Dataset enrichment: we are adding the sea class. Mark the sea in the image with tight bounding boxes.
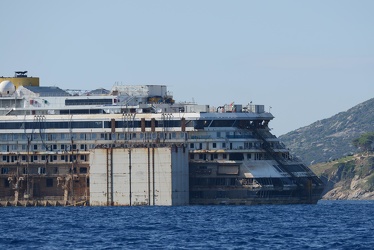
[0,200,373,250]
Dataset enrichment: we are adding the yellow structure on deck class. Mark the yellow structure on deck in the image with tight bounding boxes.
[0,71,39,88]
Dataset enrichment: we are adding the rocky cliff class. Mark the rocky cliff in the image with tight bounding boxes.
[279,98,374,165]
[310,153,374,200]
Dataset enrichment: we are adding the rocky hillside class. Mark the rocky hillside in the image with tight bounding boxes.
[279,98,374,165]
[310,153,374,200]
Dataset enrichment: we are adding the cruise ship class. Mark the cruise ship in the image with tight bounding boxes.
[0,71,324,206]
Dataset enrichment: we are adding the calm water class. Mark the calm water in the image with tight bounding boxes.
[0,200,373,249]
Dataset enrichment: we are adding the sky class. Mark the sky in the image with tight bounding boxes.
[1,0,373,136]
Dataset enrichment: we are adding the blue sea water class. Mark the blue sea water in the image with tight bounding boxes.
[0,200,373,249]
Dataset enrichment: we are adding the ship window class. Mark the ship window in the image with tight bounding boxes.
[80,167,87,174]
[215,178,226,185]
[38,167,46,174]
[210,120,236,127]
[1,167,9,174]
[65,98,112,106]
[230,178,237,186]
[46,178,53,187]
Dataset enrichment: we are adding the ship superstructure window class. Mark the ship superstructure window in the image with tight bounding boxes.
[46,178,53,187]
[65,98,113,106]
[229,153,244,161]
[1,167,9,174]
[38,167,46,174]
[4,179,10,188]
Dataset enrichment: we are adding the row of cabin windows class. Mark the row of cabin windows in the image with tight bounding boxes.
[190,153,267,161]
[2,154,86,163]
[189,142,266,150]
[1,167,88,176]
[0,132,186,141]
[0,120,188,130]
[1,144,90,152]
[0,119,260,130]
[3,175,89,189]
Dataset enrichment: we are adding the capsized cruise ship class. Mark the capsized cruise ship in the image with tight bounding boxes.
[0,71,324,206]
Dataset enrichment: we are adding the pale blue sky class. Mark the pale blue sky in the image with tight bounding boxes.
[1,1,373,136]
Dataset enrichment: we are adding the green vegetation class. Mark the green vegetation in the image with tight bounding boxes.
[310,154,374,196]
[352,132,374,152]
[364,173,374,191]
